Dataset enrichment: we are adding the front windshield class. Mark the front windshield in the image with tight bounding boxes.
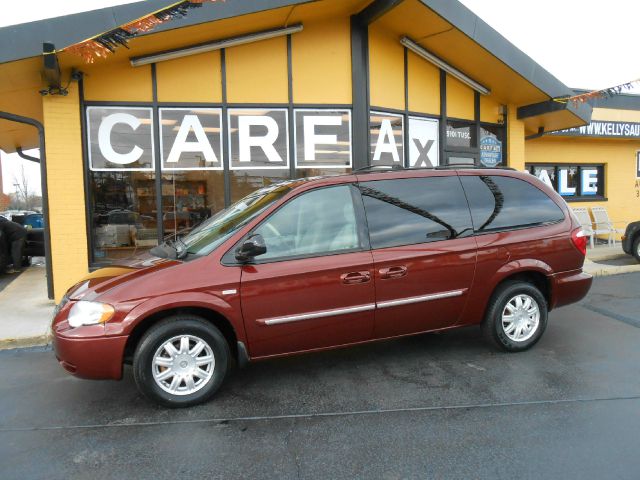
[174,181,297,257]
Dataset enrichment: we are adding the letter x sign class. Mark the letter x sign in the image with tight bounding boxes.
[412,139,435,167]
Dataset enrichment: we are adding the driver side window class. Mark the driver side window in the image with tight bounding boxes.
[254,185,361,261]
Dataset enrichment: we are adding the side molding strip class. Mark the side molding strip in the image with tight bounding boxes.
[259,303,376,326]
[258,289,467,326]
[376,289,467,309]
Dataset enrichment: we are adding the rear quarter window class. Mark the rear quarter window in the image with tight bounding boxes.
[460,175,565,233]
[358,176,474,249]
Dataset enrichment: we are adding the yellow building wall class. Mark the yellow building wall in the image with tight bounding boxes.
[292,17,351,104]
[446,75,474,120]
[480,94,502,124]
[368,23,405,110]
[83,62,152,102]
[42,83,89,302]
[156,51,222,103]
[406,50,439,115]
[526,137,640,237]
[591,107,640,123]
[225,36,288,103]
[507,103,526,170]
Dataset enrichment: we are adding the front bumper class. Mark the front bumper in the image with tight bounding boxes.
[52,325,127,380]
[549,269,593,310]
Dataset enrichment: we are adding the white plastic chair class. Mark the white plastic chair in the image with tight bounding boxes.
[571,207,595,248]
[591,206,624,246]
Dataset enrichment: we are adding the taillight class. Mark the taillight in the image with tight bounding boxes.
[571,228,587,255]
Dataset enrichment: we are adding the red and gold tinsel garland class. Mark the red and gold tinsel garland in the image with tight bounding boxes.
[64,0,219,63]
[554,79,640,107]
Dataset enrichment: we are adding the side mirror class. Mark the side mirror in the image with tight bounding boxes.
[235,234,267,263]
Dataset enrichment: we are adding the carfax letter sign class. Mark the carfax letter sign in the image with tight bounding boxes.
[87,106,154,171]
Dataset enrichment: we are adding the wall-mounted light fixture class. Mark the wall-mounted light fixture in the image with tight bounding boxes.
[130,24,303,67]
[400,36,490,95]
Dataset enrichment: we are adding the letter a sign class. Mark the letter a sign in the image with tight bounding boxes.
[370,111,403,166]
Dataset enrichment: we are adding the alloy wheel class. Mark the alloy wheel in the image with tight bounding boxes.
[152,334,215,396]
[501,294,540,342]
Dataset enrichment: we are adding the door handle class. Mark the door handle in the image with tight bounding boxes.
[341,271,371,284]
[379,265,408,279]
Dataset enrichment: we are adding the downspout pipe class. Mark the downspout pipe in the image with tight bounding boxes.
[0,111,54,300]
[16,147,40,163]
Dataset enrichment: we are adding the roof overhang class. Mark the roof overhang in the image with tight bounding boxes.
[517,99,592,135]
[0,0,594,150]
[370,0,592,132]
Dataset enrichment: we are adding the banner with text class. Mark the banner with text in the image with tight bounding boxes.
[548,120,640,139]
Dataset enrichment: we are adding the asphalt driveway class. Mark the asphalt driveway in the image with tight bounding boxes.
[1,273,639,479]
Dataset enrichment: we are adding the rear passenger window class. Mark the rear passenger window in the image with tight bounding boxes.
[460,175,564,233]
[358,177,473,249]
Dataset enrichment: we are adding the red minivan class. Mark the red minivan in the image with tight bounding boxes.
[52,167,592,407]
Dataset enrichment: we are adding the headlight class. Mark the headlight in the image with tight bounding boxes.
[67,301,115,328]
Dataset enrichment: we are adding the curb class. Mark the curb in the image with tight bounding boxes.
[583,263,640,278]
[0,333,52,351]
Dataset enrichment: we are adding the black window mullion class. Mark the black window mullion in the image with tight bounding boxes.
[151,63,164,243]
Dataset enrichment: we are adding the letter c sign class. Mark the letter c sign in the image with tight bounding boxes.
[87,106,154,171]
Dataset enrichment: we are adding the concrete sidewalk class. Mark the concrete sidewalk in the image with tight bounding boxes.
[583,244,640,277]
[0,244,638,350]
[0,264,54,349]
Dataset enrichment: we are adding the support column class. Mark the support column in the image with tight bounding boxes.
[507,103,526,170]
[350,15,370,170]
[42,83,89,302]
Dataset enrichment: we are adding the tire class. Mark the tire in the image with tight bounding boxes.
[632,236,640,263]
[482,281,548,352]
[133,316,230,408]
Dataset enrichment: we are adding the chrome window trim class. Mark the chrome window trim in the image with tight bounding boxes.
[376,289,467,309]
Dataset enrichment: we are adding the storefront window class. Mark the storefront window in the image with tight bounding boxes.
[86,105,358,266]
[87,107,159,264]
[479,124,504,167]
[527,164,605,200]
[87,106,154,171]
[161,172,226,242]
[159,107,226,242]
[558,166,579,196]
[230,169,289,203]
[531,165,556,190]
[370,111,403,167]
[446,121,475,148]
[159,108,223,171]
[295,109,352,169]
[90,171,158,265]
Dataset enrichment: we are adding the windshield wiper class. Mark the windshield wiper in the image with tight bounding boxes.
[149,239,179,259]
[176,237,190,260]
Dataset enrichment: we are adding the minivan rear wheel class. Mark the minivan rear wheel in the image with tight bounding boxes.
[133,316,229,407]
[482,281,548,352]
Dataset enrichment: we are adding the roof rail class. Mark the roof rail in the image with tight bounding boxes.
[353,164,516,173]
[433,165,516,171]
[353,165,405,173]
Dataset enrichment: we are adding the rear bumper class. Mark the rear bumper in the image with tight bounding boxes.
[549,269,593,310]
[53,332,127,380]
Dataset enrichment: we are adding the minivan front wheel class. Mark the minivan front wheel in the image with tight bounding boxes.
[482,281,548,352]
[133,316,229,407]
